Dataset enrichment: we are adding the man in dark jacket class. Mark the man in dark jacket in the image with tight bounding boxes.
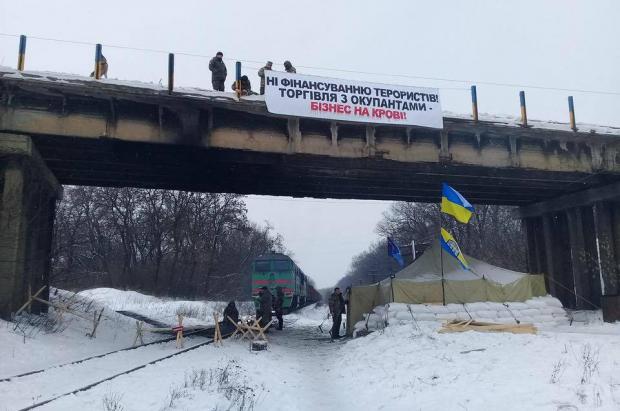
[223,301,239,324]
[274,286,284,330]
[258,286,273,329]
[283,60,296,74]
[257,61,273,95]
[209,51,227,91]
[328,287,346,339]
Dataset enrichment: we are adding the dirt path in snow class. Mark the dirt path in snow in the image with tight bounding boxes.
[255,318,350,410]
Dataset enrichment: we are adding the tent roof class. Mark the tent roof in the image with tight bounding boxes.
[392,241,529,285]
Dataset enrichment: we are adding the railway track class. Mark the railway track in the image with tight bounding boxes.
[16,337,216,411]
[1,326,226,411]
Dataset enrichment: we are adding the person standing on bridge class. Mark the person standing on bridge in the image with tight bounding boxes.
[329,287,346,339]
[283,60,296,74]
[258,61,273,95]
[209,51,227,92]
[274,286,284,330]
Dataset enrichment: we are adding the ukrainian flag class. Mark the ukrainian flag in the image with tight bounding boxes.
[440,228,470,270]
[441,183,474,224]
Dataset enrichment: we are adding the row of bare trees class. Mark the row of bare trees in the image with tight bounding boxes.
[338,202,526,288]
[52,187,283,299]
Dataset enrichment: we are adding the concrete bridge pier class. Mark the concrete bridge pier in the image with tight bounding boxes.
[521,191,620,320]
[0,134,61,319]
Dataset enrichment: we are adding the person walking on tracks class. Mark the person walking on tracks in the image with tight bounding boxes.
[209,51,227,91]
[258,286,273,329]
[257,61,273,95]
[274,286,284,330]
[329,287,346,339]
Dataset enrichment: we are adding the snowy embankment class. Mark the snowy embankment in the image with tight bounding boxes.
[1,289,620,410]
[79,288,255,327]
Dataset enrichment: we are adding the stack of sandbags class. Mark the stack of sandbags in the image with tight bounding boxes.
[352,295,567,336]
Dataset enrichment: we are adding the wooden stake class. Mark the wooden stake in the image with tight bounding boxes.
[88,308,104,338]
[175,315,184,349]
[212,313,223,346]
[15,285,47,316]
[134,321,145,346]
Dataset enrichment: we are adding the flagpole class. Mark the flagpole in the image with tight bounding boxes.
[439,204,446,306]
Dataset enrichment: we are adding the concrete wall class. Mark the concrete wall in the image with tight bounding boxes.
[0,134,60,319]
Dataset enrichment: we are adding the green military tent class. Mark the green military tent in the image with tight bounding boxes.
[347,241,547,335]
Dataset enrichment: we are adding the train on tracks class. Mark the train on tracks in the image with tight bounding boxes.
[251,252,321,312]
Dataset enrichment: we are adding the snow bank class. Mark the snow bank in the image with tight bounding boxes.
[353,295,569,336]
[79,288,254,326]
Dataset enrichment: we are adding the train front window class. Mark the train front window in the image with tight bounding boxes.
[255,261,271,272]
[273,260,291,271]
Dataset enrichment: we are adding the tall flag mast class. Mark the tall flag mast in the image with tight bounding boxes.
[439,183,475,305]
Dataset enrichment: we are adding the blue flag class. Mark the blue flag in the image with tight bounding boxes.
[387,237,405,267]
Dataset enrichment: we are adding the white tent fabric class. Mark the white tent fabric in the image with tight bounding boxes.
[393,241,527,285]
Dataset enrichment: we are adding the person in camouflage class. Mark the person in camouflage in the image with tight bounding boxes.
[328,287,346,338]
[208,51,227,91]
[274,286,284,330]
[258,286,273,329]
[231,75,253,95]
[257,61,273,95]
[283,60,296,73]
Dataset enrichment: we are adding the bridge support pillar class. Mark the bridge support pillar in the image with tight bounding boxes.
[0,134,61,319]
[594,202,619,296]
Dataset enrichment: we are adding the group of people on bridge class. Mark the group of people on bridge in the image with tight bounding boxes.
[208,51,297,95]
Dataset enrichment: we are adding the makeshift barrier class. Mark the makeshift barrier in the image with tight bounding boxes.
[352,295,567,337]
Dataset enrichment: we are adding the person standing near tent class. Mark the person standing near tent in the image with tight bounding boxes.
[328,287,346,339]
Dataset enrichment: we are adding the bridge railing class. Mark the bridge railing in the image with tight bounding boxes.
[0,32,608,133]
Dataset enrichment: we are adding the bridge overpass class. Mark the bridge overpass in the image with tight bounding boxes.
[1,67,620,318]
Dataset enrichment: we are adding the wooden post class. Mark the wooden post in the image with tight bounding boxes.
[17,35,26,71]
[94,44,103,80]
[88,308,104,338]
[134,321,145,346]
[568,96,577,132]
[212,312,223,346]
[471,85,478,122]
[519,91,528,127]
[168,53,174,94]
[14,285,47,317]
[175,314,184,348]
[235,61,241,98]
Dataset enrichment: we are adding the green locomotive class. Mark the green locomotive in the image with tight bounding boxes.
[251,253,308,311]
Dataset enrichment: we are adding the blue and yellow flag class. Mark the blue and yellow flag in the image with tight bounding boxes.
[440,228,469,270]
[441,183,474,224]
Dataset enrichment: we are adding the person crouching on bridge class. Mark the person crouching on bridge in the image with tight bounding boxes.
[329,287,346,339]
[274,286,284,330]
[284,60,296,73]
[258,286,273,330]
[209,51,227,91]
[232,75,254,96]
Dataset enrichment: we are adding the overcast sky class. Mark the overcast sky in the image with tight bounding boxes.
[1,1,619,287]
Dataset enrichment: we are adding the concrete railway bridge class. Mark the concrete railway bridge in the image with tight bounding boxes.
[1,68,620,319]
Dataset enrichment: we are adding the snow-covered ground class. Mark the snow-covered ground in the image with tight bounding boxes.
[1,289,619,411]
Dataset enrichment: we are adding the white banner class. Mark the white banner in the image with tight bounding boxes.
[264,71,443,129]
